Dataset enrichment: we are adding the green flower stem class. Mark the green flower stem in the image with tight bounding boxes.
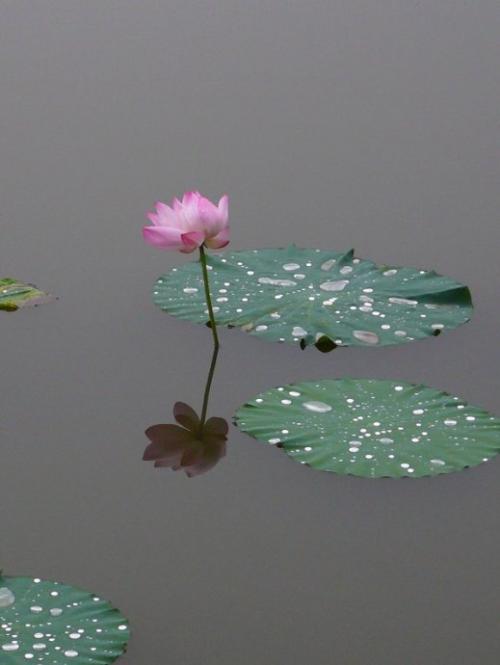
[198,245,220,428]
[199,342,219,431]
[199,245,220,350]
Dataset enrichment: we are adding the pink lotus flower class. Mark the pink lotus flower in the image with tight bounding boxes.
[143,191,229,253]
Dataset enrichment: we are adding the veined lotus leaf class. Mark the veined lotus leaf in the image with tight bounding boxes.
[234,379,500,478]
[153,247,472,349]
[0,279,54,312]
[0,576,129,663]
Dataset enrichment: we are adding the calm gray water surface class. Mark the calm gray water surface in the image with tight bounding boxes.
[1,2,499,664]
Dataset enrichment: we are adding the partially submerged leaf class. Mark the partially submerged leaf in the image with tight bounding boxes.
[234,379,500,478]
[0,278,54,311]
[0,575,129,663]
[153,247,472,349]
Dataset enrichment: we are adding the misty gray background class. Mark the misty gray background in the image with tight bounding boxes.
[1,1,499,663]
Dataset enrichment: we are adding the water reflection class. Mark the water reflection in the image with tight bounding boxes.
[143,344,228,477]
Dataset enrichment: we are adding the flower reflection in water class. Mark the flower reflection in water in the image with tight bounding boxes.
[143,331,227,477]
[143,402,227,477]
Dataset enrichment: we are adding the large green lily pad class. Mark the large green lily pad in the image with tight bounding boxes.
[0,576,129,663]
[153,247,472,349]
[0,279,54,312]
[234,379,500,478]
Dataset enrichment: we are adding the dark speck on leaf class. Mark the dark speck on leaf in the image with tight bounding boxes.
[315,335,338,353]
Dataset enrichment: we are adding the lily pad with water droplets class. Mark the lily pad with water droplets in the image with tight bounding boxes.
[234,379,500,478]
[0,279,54,312]
[153,247,472,349]
[0,576,129,663]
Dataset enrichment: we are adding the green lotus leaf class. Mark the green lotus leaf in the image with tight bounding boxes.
[234,379,500,478]
[153,247,472,349]
[0,576,129,663]
[0,279,54,312]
